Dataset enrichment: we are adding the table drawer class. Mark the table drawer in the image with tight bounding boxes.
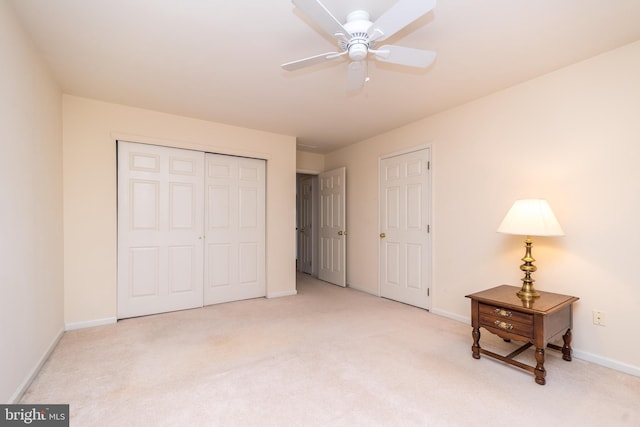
[479,303,532,324]
[479,303,533,338]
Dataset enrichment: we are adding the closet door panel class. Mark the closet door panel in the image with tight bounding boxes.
[204,154,266,305]
[117,142,204,319]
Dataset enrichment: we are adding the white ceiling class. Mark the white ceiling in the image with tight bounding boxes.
[10,0,640,153]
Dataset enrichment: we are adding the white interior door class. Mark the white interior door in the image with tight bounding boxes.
[298,176,313,274]
[204,154,266,305]
[318,167,346,287]
[117,142,204,319]
[379,148,431,309]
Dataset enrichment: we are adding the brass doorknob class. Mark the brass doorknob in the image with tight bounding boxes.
[338,231,343,236]
[380,233,386,238]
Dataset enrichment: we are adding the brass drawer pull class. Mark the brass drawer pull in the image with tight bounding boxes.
[494,320,514,330]
[494,308,512,318]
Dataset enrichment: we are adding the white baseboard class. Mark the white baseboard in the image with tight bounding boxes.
[267,290,298,299]
[430,308,470,324]
[65,317,117,331]
[573,349,640,377]
[346,283,380,297]
[10,328,64,403]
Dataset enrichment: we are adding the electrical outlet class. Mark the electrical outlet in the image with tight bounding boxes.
[593,310,606,326]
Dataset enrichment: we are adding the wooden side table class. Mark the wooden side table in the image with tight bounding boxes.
[466,285,579,385]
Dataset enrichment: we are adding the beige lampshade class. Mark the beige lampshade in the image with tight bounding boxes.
[497,199,564,236]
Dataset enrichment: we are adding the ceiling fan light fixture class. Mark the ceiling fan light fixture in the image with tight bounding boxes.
[348,42,368,61]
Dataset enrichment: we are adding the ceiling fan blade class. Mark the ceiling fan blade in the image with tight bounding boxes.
[346,61,366,91]
[292,0,349,39]
[368,0,436,42]
[281,51,344,71]
[374,45,436,68]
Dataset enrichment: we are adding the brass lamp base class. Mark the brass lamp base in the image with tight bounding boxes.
[517,236,540,299]
[517,285,540,299]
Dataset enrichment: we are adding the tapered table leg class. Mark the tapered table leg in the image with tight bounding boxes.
[562,328,572,361]
[534,347,546,385]
[472,327,481,359]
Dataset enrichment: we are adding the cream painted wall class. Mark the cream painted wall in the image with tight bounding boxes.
[63,95,297,326]
[1,1,63,402]
[296,150,325,173]
[325,41,640,374]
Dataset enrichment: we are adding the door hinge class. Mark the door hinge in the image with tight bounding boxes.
[427,288,430,297]
[427,161,431,170]
[427,224,430,233]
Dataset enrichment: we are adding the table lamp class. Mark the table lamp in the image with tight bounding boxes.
[497,199,564,299]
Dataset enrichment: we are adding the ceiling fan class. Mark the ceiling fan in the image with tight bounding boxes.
[281,0,437,91]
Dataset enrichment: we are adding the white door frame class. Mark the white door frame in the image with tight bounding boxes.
[378,145,432,309]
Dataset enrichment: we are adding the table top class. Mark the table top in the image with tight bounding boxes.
[466,285,579,315]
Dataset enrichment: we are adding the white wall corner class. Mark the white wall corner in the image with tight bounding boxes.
[10,328,64,403]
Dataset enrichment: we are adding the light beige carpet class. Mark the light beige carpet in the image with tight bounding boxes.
[21,273,639,426]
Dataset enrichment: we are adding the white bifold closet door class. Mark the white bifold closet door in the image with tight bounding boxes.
[204,153,266,305]
[117,141,265,319]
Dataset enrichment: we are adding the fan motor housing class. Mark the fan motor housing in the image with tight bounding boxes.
[344,10,372,34]
[344,10,373,61]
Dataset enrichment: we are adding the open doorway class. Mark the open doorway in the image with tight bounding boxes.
[296,173,318,276]
[296,167,347,287]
